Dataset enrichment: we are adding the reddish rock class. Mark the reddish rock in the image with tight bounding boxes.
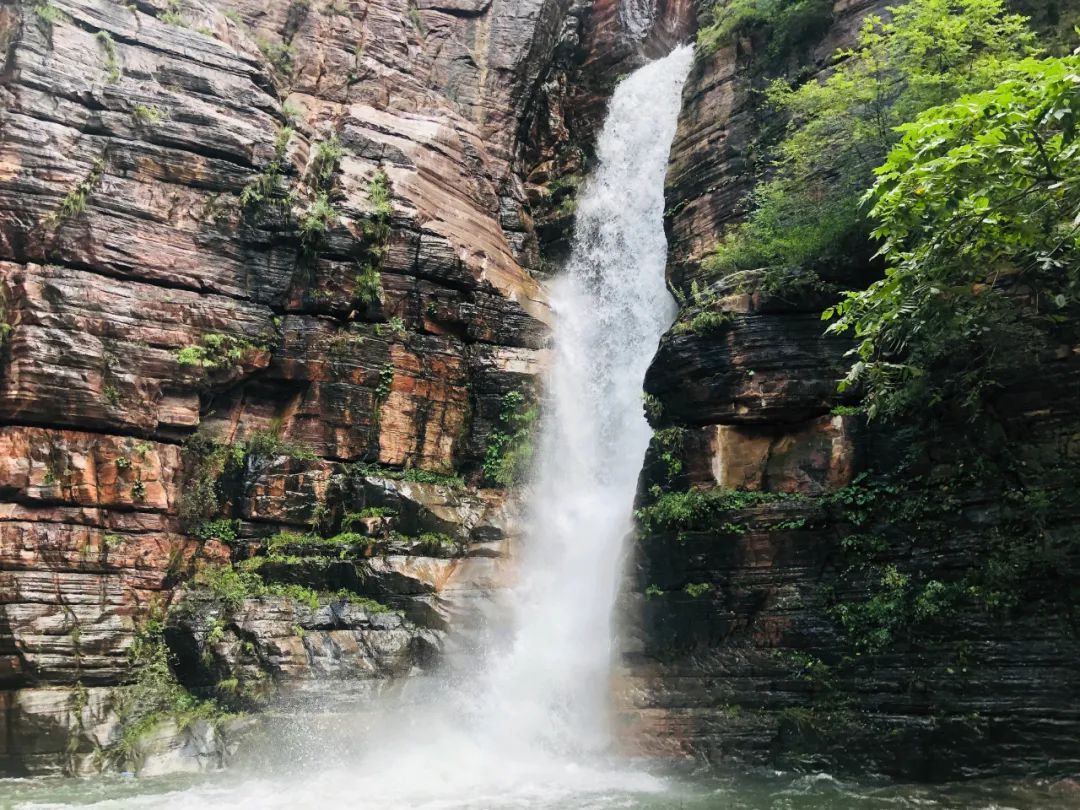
[0,0,586,774]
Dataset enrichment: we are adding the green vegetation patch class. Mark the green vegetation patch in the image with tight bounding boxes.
[240,126,294,211]
[826,53,1080,419]
[636,487,808,533]
[48,157,105,226]
[176,333,265,372]
[190,563,391,613]
[110,608,236,771]
[350,461,464,489]
[95,31,121,83]
[700,0,1035,294]
[697,0,834,60]
[483,389,538,487]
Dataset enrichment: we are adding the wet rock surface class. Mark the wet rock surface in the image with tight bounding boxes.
[620,0,1080,783]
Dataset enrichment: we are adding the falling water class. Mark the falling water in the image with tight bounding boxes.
[7,45,695,810]
[475,42,696,756]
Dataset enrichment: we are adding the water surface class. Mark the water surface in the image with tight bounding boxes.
[4,767,1079,810]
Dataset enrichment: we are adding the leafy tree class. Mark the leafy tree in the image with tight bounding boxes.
[703,0,1037,286]
[697,0,834,59]
[827,55,1080,417]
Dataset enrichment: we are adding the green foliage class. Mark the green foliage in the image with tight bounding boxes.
[192,518,239,543]
[642,393,664,424]
[311,135,342,185]
[343,594,392,613]
[257,37,295,77]
[417,532,457,552]
[702,0,1037,287]
[407,3,424,34]
[178,435,245,526]
[265,530,366,553]
[267,582,322,610]
[830,405,865,417]
[95,31,121,83]
[353,262,382,305]
[49,157,105,226]
[33,2,71,29]
[677,310,733,336]
[191,564,266,609]
[554,195,577,219]
[192,562,389,613]
[281,99,302,124]
[697,0,833,59]
[192,564,323,611]
[684,582,714,598]
[240,126,293,210]
[777,650,837,693]
[176,333,263,371]
[159,0,187,26]
[826,55,1080,418]
[111,609,231,770]
[826,454,1080,653]
[244,427,318,461]
[342,507,396,527]
[651,426,686,482]
[0,287,11,350]
[368,169,393,220]
[670,281,735,336]
[636,487,805,533]
[178,429,315,533]
[132,104,162,125]
[350,462,465,489]
[483,389,538,487]
[376,362,394,400]
[350,169,393,304]
[299,192,338,241]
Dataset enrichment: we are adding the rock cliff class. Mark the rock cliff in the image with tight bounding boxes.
[618,0,1080,782]
[0,0,684,775]
[2,0,1077,784]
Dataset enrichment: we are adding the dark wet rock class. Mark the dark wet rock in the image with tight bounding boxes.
[623,0,1080,781]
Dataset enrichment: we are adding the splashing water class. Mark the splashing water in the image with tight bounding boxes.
[7,45,695,810]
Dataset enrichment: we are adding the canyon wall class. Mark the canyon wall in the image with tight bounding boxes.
[0,0,689,775]
[619,0,1080,782]
[1,0,1077,783]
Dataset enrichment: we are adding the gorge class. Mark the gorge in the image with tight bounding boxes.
[0,0,1079,806]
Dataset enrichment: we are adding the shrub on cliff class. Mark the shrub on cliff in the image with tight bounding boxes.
[703,0,1036,284]
[697,0,834,59]
[826,54,1080,418]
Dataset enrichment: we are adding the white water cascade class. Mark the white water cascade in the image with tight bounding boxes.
[49,44,695,810]
[474,41,696,757]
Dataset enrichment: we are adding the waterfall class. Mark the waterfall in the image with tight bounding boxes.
[66,44,694,810]
[476,43,695,755]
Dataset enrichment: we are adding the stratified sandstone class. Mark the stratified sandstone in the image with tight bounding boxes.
[0,0,619,774]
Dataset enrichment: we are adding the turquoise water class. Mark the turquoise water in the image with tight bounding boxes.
[2,767,1079,809]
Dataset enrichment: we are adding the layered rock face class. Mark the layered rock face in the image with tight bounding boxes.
[618,0,1080,782]
[0,0,623,775]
